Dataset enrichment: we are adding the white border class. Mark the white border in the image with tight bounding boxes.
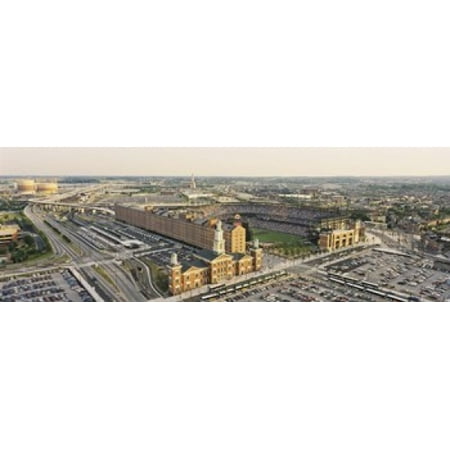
[1,1,450,449]
[0,0,449,146]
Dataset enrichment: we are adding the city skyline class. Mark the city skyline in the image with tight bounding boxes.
[1,148,449,177]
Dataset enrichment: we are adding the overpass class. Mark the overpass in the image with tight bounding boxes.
[30,199,115,215]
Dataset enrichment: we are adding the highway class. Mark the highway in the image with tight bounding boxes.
[4,204,159,301]
[24,205,67,259]
[23,205,142,301]
[56,217,148,301]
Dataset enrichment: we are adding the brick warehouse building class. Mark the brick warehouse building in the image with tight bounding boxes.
[167,222,263,295]
[115,204,263,294]
[115,204,246,253]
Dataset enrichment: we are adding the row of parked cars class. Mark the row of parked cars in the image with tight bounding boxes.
[0,274,65,301]
[61,270,94,302]
[0,270,95,302]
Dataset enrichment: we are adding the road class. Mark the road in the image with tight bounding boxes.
[130,257,162,299]
[368,228,419,252]
[22,205,145,301]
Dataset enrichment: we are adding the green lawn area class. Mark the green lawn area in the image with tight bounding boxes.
[1,212,54,265]
[252,228,317,258]
[0,211,25,225]
[252,228,306,245]
[93,265,118,289]
[142,258,169,294]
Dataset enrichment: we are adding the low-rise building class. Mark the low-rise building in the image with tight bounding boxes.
[319,220,364,251]
[0,224,21,246]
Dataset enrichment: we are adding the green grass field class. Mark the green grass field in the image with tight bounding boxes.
[252,228,317,258]
[252,228,306,245]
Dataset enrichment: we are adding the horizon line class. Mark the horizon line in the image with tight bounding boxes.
[1,174,450,179]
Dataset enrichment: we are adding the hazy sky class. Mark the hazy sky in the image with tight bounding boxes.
[1,148,449,177]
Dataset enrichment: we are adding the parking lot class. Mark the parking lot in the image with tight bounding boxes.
[198,247,450,302]
[324,249,450,302]
[215,272,380,302]
[0,270,95,302]
[105,219,177,248]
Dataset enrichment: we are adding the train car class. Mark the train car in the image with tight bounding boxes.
[327,271,339,278]
[347,282,365,291]
[329,277,346,285]
[201,293,219,301]
[361,280,379,289]
[387,293,408,302]
[366,288,387,298]
[342,275,360,283]
[209,283,226,292]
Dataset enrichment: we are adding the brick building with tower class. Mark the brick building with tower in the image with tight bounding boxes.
[114,204,263,295]
[167,221,263,295]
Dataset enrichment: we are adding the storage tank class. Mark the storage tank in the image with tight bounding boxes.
[17,179,36,194]
[36,182,58,194]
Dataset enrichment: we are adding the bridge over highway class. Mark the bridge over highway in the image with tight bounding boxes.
[30,199,115,215]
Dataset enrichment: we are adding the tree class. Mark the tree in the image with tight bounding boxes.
[12,248,27,263]
[24,234,35,247]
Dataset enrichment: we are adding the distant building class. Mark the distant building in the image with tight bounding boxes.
[182,175,214,202]
[279,194,313,200]
[16,179,36,194]
[190,174,197,190]
[368,212,387,223]
[36,182,58,195]
[421,216,450,231]
[182,191,214,201]
[16,179,58,195]
[0,224,21,246]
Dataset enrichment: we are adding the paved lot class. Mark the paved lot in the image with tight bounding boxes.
[217,273,380,302]
[324,249,450,302]
[0,270,94,302]
[202,248,450,302]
